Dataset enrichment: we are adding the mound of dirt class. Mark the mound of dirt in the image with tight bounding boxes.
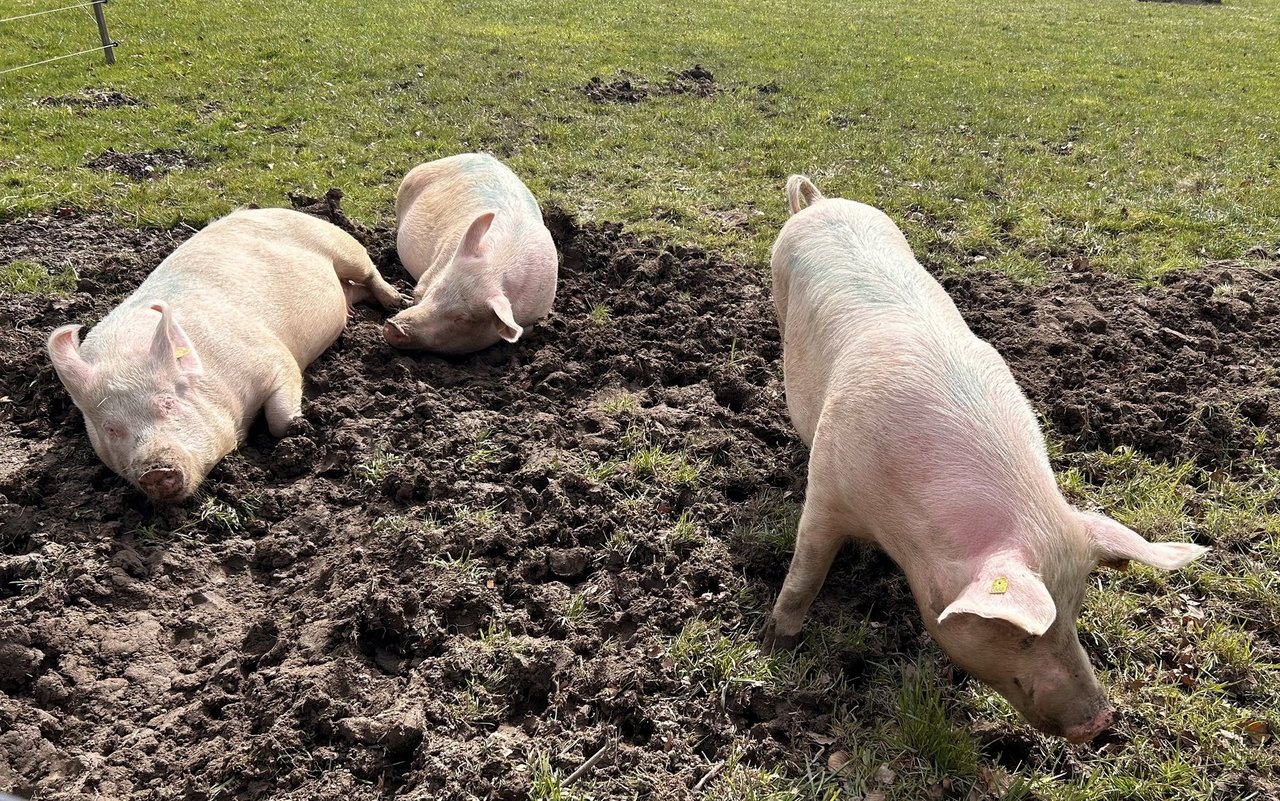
[37,89,144,109]
[0,197,1276,799]
[582,73,650,104]
[85,149,205,181]
[580,65,721,104]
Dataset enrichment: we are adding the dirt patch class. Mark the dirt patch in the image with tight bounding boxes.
[581,65,724,104]
[582,72,650,104]
[85,149,206,181]
[945,264,1280,470]
[1,199,1277,799]
[37,89,145,110]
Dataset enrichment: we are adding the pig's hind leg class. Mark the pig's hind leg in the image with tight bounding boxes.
[761,499,847,652]
[262,363,305,438]
[331,242,405,311]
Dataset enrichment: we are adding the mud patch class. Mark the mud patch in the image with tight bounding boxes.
[0,198,1277,799]
[948,264,1280,470]
[582,71,650,104]
[581,64,724,103]
[85,148,206,180]
[37,89,144,109]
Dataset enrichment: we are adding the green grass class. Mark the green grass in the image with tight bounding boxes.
[0,258,76,294]
[3,0,1277,278]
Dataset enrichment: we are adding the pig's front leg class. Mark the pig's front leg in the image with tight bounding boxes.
[262,362,304,438]
[761,502,847,652]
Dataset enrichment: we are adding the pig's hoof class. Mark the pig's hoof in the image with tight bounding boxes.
[759,619,801,653]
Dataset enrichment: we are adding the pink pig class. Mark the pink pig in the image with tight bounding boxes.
[383,153,558,354]
[763,175,1208,741]
[48,208,400,503]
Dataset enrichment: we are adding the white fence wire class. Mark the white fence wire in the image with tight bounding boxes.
[0,0,116,75]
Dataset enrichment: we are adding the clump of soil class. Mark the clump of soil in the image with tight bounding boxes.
[1,197,1277,799]
[85,149,206,180]
[581,64,721,103]
[582,72,650,104]
[663,65,718,97]
[37,89,144,109]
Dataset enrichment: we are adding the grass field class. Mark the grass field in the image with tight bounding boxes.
[2,0,1278,275]
[2,1,1279,800]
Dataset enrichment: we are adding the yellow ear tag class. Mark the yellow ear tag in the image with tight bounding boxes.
[989,577,1009,595]
[173,346,192,360]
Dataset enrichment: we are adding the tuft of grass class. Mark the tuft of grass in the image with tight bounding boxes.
[353,444,403,488]
[894,666,980,779]
[193,496,249,534]
[464,428,500,467]
[670,618,774,693]
[1,259,76,294]
[668,510,702,547]
[587,303,612,325]
[597,389,642,416]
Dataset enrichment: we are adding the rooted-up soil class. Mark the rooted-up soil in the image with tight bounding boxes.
[0,199,1277,800]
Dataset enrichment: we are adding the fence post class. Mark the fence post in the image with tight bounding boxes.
[90,0,115,65]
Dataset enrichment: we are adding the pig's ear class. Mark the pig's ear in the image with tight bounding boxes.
[48,324,97,397]
[489,294,523,343]
[1084,511,1208,571]
[937,563,1057,636]
[149,302,203,377]
[458,212,496,260]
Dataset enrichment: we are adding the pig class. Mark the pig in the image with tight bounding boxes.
[383,153,557,354]
[47,208,401,503]
[761,175,1208,742]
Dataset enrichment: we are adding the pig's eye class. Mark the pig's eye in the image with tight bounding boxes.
[103,423,126,440]
[156,395,179,416]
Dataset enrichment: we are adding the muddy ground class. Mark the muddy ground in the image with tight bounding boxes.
[0,196,1277,800]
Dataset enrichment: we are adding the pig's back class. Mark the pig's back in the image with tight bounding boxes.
[773,200,1054,525]
[396,154,546,280]
[772,199,969,443]
[116,209,349,367]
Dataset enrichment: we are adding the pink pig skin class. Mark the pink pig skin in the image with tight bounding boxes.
[47,208,400,503]
[763,175,1207,741]
[384,153,558,354]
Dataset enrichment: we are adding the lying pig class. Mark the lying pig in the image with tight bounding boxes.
[762,175,1208,742]
[383,153,557,353]
[48,208,401,503]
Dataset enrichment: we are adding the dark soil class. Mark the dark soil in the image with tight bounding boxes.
[1,198,1277,800]
[37,90,145,110]
[581,65,723,104]
[85,149,206,181]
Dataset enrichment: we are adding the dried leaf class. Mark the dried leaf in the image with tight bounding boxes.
[873,763,897,786]
[806,731,837,745]
[1239,719,1271,743]
[827,750,850,772]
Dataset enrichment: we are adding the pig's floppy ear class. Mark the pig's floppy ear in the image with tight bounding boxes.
[48,324,97,398]
[458,211,496,260]
[489,294,523,343]
[149,302,203,376]
[937,561,1057,636]
[1083,511,1208,571]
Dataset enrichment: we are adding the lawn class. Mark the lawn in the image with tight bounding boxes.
[1,1,1278,800]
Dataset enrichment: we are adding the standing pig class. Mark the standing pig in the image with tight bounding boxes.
[48,208,401,503]
[763,175,1207,741]
[383,153,557,353]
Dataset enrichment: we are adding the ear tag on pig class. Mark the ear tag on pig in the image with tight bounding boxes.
[173,346,193,360]
[989,577,1009,594]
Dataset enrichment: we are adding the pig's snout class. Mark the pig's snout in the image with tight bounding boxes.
[139,467,189,503]
[1063,706,1116,743]
[383,319,413,349]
